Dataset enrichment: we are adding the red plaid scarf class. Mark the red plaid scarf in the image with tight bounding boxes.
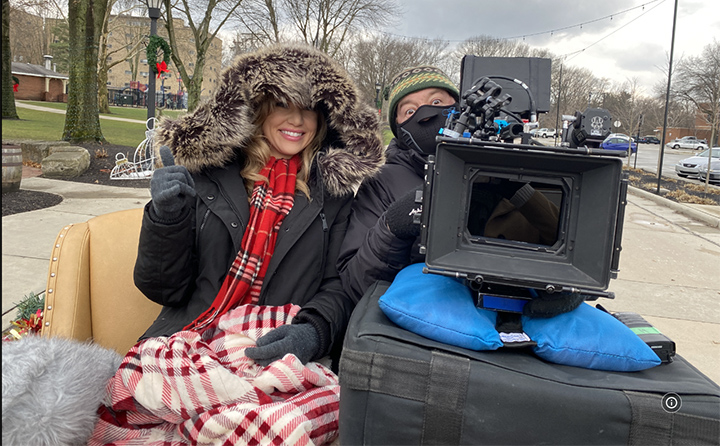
[185,155,299,331]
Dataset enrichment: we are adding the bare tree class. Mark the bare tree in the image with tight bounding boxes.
[229,0,399,59]
[62,0,108,143]
[673,40,720,188]
[162,0,244,112]
[453,35,553,60]
[604,79,644,137]
[97,0,144,113]
[347,34,449,110]
[8,6,45,64]
[231,0,281,48]
[551,62,611,129]
[674,40,720,144]
[282,0,397,57]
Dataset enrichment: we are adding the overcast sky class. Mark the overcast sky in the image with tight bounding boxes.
[387,0,719,94]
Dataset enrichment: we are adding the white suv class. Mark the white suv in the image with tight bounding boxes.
[534,128,556,138]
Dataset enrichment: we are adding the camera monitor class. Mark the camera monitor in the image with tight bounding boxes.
[459,56,552,118]
[421,139,627,293]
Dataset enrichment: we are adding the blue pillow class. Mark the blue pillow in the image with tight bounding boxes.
[379,263,503,351]
[522,303,662,372]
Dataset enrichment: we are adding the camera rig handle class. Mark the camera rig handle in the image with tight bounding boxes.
[441,77,515,141]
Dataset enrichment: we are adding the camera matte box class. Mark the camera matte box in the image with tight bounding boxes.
[421,139,627,292]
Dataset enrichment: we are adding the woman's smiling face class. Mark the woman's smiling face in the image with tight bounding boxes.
[262,102,318,159]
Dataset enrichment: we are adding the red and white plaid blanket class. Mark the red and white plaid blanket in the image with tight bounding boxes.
[89,304,340,445]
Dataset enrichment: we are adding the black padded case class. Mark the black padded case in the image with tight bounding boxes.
[339,281,720,445]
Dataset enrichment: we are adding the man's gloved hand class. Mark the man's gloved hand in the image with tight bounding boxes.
[245,323,320,366]
[150,146,196,222]
[523,290,586,318]
[384,187,423,239]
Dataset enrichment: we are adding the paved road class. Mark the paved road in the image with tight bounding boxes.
[631,143,706,182]
[536,138,713,185]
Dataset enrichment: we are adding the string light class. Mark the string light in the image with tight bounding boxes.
[378,0,664,44]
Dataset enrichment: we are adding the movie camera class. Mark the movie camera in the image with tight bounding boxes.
[418,55,629,312]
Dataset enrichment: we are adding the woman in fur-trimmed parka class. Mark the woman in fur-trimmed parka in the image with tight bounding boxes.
[133,43,384,368]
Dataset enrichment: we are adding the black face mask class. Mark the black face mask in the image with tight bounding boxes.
[397,103,457,155]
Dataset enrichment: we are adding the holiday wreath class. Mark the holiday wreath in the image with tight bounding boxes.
[146,35,172,74]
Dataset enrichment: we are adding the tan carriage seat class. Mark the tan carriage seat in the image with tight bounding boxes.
[41,208,161,354]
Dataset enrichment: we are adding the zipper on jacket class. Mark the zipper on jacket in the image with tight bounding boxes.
[199,208,211,232]
[320,212,328,231]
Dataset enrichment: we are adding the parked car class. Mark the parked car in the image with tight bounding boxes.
[637,135,660,144]
[666,136,709,150]
[535,128,556,138]
[600,134,637,153]
[674,148,720,178]
[697,159,720,184]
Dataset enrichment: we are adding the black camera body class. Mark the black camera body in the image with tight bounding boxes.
[420,56,628,301]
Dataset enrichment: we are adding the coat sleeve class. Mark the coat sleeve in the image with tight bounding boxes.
[517,190,560,246]
[336,177,417,304]
[133,201,196,307]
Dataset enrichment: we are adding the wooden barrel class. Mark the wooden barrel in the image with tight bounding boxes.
[2,145,23,193]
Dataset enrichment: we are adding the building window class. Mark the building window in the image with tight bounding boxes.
[141,59,147,64]
[125,70,132,75]
[141,71,149,77]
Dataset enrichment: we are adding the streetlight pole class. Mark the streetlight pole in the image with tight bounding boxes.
[375,82,382,114]
[657,0,678,194]
[146,0,162,124]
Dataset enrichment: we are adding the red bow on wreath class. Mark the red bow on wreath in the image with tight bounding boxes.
[13,83,18,92]
[156,61,169,78]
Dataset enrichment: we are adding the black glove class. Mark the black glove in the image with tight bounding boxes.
[150,146,196,222]
[523,290,586,318]
[245,323,320,366]
[384,187,423,239]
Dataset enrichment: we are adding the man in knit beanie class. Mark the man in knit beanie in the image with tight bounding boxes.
[385,66,459,155]
[337,65,564,317]
[336,65,462,303]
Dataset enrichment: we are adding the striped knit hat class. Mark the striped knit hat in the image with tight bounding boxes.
[385,65,459,136]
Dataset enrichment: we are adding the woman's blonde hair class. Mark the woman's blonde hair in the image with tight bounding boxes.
[241,98,328,198]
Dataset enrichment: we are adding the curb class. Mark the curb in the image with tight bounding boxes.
[628,186,720,228]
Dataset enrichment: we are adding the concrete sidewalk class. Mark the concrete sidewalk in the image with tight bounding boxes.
[15,100,147,124]
[2,170,719,385]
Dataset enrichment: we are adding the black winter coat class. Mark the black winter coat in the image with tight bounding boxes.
[337,139,425,303]
[134,44,384,360]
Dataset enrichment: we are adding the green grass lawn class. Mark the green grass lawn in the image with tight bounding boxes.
[18,100,185,121]
[3,101,185,147]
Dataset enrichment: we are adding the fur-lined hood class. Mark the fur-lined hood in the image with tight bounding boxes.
[155,43,385,197]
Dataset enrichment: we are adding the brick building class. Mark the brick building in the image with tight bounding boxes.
[11,56,68,102]
[8,8,222,107]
